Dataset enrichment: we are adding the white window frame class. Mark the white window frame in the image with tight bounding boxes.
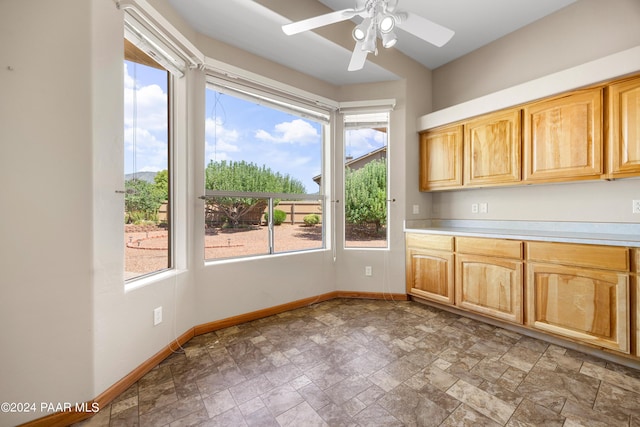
[340,102,395,251]
[120,1,203,289]
[202,72,335,263]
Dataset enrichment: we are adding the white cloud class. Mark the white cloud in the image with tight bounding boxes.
[345,128,386,158]
[123,64,168,133]
[205,117,241,163]
[124,127,167,172]
[255,119,320,144]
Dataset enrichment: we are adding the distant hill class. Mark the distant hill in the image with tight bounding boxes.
[125,171,157,183]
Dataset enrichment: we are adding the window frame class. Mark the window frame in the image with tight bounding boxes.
[342,111,391,251]
[202,76,332,263]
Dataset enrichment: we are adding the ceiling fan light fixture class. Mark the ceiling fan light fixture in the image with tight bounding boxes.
[379,15,395,34]
[362,29,377,54]
[352,17,371,42]
[381,31,397,48]
[352,27,366,42]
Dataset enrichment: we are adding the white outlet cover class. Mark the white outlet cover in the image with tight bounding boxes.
[153,307,162,325]
[633,200,640,214]
[480,202,488,214]
[471,203,479,214]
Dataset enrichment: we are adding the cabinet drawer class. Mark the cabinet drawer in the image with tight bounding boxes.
[406,233,454,252]
[456,237,522,259]
[632,249,639,274]
[526,241,629,271]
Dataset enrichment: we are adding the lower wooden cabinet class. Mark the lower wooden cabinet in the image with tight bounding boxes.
[525,263,629,353]
[406,233,638,360]
[455,237,523,324]
[525,241,630,354]
[406,234,455,305]
[633,249,639,357]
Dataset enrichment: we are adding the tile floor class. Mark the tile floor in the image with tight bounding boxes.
[75,299,640,426]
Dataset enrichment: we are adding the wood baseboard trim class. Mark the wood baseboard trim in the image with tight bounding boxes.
[19,291,408,427]
[17,328,195,427]
[336,291,408,301]
[94,327,195,406]
[193,292,339,336]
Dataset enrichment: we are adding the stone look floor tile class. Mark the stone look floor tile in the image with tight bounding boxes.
[446,379,517,425]
[260,383,304,416]
[441,404,501,427]
[70,299,640,426]
[276,401,328,426]
[581,361,640,394]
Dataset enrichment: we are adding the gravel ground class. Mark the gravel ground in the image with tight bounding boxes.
[125,224,386,279]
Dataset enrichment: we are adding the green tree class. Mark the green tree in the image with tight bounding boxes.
[154,169,169,201]
[205,160,306,227]
[124,177,166,223]
[344,159,387,232]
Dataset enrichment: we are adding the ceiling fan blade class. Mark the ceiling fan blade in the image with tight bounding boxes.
[397,12,454,47]
[348,42,368,71]
[282,9,357,35]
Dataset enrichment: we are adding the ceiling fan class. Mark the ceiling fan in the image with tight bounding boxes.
[282,0,455,71]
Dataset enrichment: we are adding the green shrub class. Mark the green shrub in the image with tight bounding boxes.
[264,209,287,225]
[303,214,320,226]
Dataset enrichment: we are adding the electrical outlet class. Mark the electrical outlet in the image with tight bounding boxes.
[479,202,488,214]
[365,266,372,276]
[153,307,162,326]
[471,203,479,214]
[633,200,640,214]
[412,204,420,215]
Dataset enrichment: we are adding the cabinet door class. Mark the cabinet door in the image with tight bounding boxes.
[608,77,640,178]
[526,263,629,353]
[523,89,603,182]
[633,274,639,357]
[464,109,521,186]
[406,247,454,305]
[633,249,639,357]
[419,125,463,191]
[456,254,523,324]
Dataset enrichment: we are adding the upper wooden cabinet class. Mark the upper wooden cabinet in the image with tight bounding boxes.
[464,109,521,186]
[523,89,603,183]
[419,125,463,191]
[607,76,640,178]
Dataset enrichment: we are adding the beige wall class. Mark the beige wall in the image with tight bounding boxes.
[427,0,640,224]
[5,0,638,424]
[432,0,640,110]
[1,0,96,424]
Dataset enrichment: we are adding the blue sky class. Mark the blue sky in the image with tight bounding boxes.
[124,61,168,177]
[205,89,323,192]
[124,60,386,193]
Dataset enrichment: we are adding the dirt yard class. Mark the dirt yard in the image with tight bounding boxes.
[125,224,386,279]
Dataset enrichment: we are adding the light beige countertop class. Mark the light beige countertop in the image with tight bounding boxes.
[404,219,640,248]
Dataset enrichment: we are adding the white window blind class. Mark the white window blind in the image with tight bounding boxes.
[118,0,204,78]
[206,75,332,124]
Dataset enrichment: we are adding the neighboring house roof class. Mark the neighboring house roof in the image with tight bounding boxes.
[313,146,387,186]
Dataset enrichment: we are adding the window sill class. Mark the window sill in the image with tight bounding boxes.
[204,248,330,267]
[125,268,178,293]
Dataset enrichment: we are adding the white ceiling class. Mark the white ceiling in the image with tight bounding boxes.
[167,0,577,86]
